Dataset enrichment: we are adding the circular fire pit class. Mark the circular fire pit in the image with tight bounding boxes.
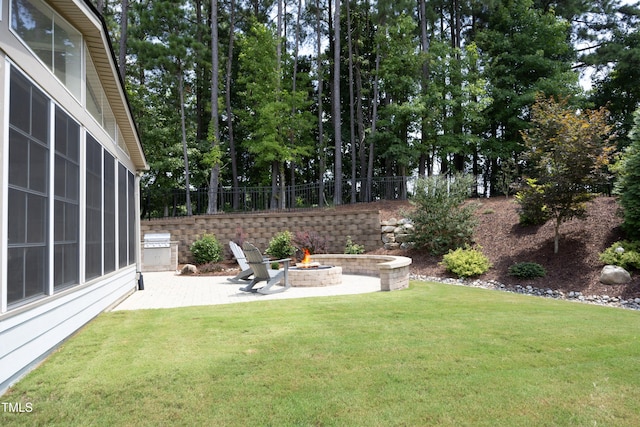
[288,265,342,287]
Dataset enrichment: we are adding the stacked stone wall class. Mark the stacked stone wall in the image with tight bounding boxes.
[380,218,415,250]
[140,209,381,264]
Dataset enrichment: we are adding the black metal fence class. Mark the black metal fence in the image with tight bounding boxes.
[141,176,415,219]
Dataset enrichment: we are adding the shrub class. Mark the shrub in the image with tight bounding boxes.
[408,174,477,255]
[599,241,640,271]
[508,262,547,279]
[265,231,296,260]
[515,178,552,226]
[190,234,223,264]
[344,236,365,254]
[440,246,491,278]
[293,231,327,254]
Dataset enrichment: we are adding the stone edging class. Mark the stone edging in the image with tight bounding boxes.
[311,254,412,291]
[412,275,640,311]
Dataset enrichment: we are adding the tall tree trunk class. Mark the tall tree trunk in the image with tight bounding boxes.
[451,0,465,172]
[419,0,430,178]
[285,0,303,209]
[208,0,220,214]
[96,0,104,14]
[333,0,342,205]
[178,64,192,216]
[366,45,380,202]
[354,4,366,191]
[195,0,208,143]
[225,0,239,209]
[271,161,279,210]
[316,0,326,207]
[347,0,356,203]
[275,0,284,209]
[119,0,128,79]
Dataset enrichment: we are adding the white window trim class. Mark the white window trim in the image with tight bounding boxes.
[1,58,10,314]
[8,0,84,103]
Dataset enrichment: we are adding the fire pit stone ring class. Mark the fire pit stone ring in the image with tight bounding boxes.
[288,265,343,287]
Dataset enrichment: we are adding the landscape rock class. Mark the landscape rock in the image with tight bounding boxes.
[599,265,631,285]
[181,264,198,275]
[382,233,395,244]
[380,217,415,249]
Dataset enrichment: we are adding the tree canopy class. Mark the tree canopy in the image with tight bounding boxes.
[94,0,640,214]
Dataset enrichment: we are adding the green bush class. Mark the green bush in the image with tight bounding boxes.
[599,241,640,271]
[508,262,547,279]
[265,231,296,260]
[408,174,477,255]
[440,246,491,278]
[190,234,223,264]
[344,236,365,254]
[515,178,552,226]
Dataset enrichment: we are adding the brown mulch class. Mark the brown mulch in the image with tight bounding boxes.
[371,196,640,299]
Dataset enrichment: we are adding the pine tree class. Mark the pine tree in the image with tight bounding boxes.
[619,109,640,240]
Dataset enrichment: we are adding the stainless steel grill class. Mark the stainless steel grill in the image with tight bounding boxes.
[142,233,176,272]
[143,232,171,248]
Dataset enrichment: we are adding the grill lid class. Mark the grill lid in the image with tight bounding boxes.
[144,232,171,248]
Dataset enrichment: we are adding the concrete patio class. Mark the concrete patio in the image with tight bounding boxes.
[112,271,381,311]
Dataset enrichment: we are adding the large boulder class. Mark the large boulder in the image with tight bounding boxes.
[599,265,631,285]
[181,264,198,275]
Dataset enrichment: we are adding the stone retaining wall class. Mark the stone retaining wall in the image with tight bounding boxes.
[310,254,412,291]
[140,209,381,263]
[380,218,415,250]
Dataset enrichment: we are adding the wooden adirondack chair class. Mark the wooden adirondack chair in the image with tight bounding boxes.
[239,242,291,295]
[227,241,253,282]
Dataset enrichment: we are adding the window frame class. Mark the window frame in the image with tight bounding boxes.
[9,0,83,100]
[6,65,51,308]
[53,105,80,291]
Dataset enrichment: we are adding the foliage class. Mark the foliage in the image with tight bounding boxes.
[517,96,615,253]
[190,234,223,265]
[475,0,579,161]
[102,0,636,211]
[588,10,640,146]
[514,178,552,226]
[293,231,327,254]
[375,14,423,175]
[408,174,477,255]
[197,262,224,274]
[265,231,296,260]
[508,262,547,279]
[440,246,491,278]
[344,236,365,255]
[495,157,518,198]
[599,241,640,271]
[617,109,640,239]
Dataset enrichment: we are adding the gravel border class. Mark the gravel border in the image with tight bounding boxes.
[411,274,640,311]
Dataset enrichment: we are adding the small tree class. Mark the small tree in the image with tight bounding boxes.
[618,109,640,240]
[518,96,615,253]
[408,174,477,255]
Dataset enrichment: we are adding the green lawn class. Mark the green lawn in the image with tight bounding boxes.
[2,281,640,426]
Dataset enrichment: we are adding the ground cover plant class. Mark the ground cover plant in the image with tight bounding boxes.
[2,283,640,426]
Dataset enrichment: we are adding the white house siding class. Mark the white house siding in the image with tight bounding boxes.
[0,0,147,395]
[0,267,137,394]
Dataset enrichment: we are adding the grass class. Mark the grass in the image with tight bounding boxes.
[2,281,640,426]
